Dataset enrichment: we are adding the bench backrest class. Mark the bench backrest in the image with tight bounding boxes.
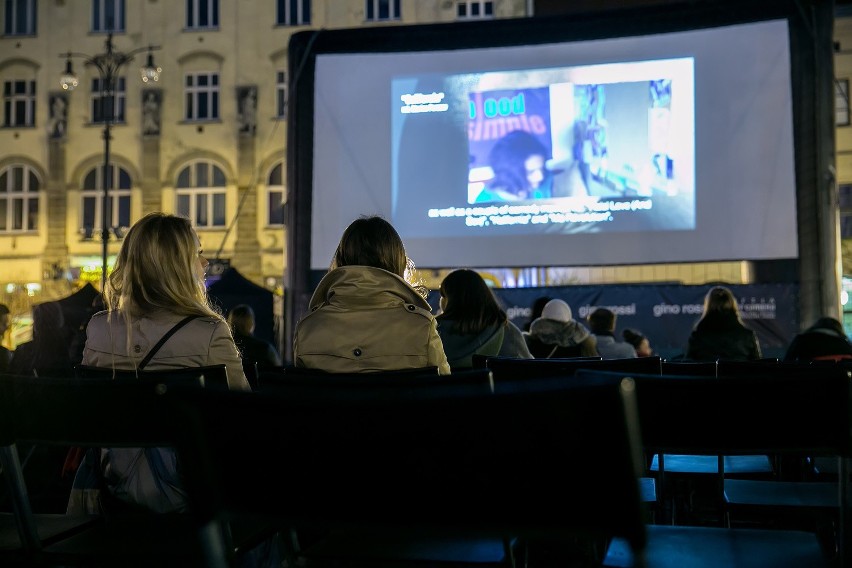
[169,372,648,556]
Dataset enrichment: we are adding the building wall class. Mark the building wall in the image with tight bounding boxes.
[2,0,802,324]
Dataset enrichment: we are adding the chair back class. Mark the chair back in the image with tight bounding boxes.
[660,360,718,376]
[255,366,491,400]
[169,371,648,562]
[485,356,661,393]
[74,364,229,391]
[576,367,852,457]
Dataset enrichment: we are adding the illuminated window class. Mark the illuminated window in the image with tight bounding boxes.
[81,164,131,237]
[2,79,35,127]
[836,79,849,127]
[267,162,285,226]
[365,0,399,21]
[4,0,36,35]
[0,164,39,232]
[186,0,218,29]
[176,161,226,228]
[92,0,125,33]
[457,0,492,19]
[90,76,126,124]
[276,0,309,26]
[276,70,287,118]
[185,72,219,120]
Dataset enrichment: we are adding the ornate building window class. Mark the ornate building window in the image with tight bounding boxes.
[90,76,126,124]
[0,164,39,232]
[276,0,309,26]
[267,162,285,226]
[176,160,226,228]
[4,0,37,36]
[92,0,125,33]
[2,79,35,127]
[186,0,218,30]
[365,0,400,21]
[81,164,131,238]
[185,72,219,121]
[456,0,493,19]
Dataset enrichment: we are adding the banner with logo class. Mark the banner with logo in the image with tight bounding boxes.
[428,283,798,360]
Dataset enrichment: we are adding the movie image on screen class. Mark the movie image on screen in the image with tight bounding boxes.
[391,58,695,237]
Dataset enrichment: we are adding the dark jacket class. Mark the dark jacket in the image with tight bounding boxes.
[686,313,761,361]
[523,318,598,359]
[437,319,532,370]
[783,326,852,362]
[233,332,282,368]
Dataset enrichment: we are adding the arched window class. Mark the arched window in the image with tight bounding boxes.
[267,161,285,226]
[81,163,131,237]
[176,160,226,228]
[0,164,39,232]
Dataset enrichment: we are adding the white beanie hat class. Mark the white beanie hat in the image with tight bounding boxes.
[541,299,573,323]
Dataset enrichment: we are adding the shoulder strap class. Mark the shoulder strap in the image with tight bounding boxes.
[138,315,199,370]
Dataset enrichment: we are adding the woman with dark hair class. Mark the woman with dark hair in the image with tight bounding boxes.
[476,130,552,202]
[294,216,449,374]
[436,269,532,370]
[686,286,761,361]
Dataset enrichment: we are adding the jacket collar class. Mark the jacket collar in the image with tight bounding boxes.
[309,266,432,312]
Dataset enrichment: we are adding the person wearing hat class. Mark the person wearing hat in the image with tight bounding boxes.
[523,299,598,359]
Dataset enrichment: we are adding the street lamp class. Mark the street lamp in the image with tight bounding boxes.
[59,33,161,291]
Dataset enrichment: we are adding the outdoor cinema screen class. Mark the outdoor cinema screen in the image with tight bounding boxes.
[308,17,798,269]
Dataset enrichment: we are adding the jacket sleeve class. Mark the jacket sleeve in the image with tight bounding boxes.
[428,319,451,375]
[208,322,252,391]
[499,321,534,359]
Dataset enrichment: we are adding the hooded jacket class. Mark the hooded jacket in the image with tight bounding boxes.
[523,317,598,359]
[294,266,450,374]
[437,319,532,370]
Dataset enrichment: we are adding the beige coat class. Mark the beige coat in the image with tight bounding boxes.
[294,266,450,374]
[82,310,250,391]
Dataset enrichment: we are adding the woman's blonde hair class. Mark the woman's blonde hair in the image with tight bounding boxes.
[330,216,427,298]
[107,212,220,319]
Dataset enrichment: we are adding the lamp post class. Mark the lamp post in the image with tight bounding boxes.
[59,33,161,291]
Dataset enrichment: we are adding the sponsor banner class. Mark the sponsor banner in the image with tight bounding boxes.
[428,283,798,360]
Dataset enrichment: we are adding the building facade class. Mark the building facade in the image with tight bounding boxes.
[0,0,525,319]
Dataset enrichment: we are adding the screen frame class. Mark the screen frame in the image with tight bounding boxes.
[285,0,834,359]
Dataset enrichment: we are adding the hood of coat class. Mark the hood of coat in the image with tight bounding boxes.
[527,317,590,347]
[437,319,504,364]
[309,265,432,313]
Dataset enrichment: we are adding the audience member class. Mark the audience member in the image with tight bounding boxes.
[623,328,654,357]
[587,307,636,359]
[68,212,250,517]
[436,269,532,369]
[686,286,761,361]
[0,303,11,372]
[227,304,282,370]
[293,216,450,374]
[523,296,552,332]
[523,299,598,358]
[783,316,852,362]
[9,301,74,377]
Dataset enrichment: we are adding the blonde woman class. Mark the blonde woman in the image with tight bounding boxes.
[294,215,450,374]
[686,286,761,361]
[70,212,249,515]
